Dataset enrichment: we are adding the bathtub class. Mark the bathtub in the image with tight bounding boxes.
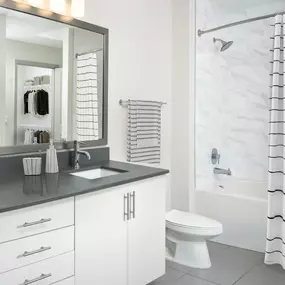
[195,180,268,252]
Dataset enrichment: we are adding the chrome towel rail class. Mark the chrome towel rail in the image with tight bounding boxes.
[121,99,165,164]
[119,99,167,107]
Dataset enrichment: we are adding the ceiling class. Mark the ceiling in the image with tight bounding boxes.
[0,7,65,48]
[213,0,284,12]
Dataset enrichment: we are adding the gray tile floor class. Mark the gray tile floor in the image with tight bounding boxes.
[149,242,285,285]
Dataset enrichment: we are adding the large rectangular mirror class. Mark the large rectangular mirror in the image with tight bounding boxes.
[0,2,108,154]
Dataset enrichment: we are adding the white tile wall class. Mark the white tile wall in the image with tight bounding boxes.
[196,0,285,188]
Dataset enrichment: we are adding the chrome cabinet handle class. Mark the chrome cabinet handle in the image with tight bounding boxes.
[124,193,130,221]
[17,246,52,259]
[19,273,52,285]
[17,218,52,229]
[130,191,136,219]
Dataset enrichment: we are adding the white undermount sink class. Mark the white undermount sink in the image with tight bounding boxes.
[70,168,123,180]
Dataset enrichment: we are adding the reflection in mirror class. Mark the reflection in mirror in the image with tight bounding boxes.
[0,7,104,147]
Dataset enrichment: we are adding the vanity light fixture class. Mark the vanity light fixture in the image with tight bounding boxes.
[49,0,66,15]
[70,0,85,18]
[27,0,45,8]
[11,0,85,18]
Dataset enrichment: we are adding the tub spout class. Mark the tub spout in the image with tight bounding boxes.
[214,167,232,176]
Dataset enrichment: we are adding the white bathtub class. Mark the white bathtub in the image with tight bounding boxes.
[195,180,268,252]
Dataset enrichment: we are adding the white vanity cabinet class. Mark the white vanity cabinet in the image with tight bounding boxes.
[75,185,128,285]
[0,198,75,285]
[75,175,167,285]
[0,252,74,285]
[0,198,74,244]
[55,277,75,285]
[127,176,166,285]
[0,174,167,285]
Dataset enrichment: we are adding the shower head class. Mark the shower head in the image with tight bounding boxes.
[213,37,234,52]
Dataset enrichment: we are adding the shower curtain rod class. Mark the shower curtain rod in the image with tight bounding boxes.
[198,11,285,37]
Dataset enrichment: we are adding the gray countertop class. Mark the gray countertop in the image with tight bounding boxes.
[0,160,169,213]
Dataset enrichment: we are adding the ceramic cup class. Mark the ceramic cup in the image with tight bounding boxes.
[23,157,42,176]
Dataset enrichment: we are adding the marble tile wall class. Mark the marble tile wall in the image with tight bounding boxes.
[195,0,285,189]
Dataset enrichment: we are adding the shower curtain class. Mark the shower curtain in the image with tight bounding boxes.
[265,14,285,269]
[76,52,99,141]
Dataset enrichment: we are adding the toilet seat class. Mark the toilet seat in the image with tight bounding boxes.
[166,210,223,236]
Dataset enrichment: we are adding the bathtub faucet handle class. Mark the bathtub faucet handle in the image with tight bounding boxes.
[227,168,232,176]
[211,148,220,165]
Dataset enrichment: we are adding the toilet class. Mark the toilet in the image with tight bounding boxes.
[166,210,223,269]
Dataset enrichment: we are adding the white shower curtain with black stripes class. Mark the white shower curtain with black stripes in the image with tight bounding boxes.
[76,52,99,141]
[265,14,285,269]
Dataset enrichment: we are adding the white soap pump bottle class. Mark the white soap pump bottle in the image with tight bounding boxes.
[46,139,59,173]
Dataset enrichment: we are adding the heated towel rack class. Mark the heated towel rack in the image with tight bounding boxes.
[119,99,167,106]
[119,99,166,164]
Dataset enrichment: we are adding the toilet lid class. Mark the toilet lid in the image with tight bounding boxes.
[166,210,222,229]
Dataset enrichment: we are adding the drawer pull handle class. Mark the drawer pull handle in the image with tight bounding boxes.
[124,193,130,221]
[17,218,52,229]
[20,273,52,285]
[17,246,52,259]
[130,191,136,219]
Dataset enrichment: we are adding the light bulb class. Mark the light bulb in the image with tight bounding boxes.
[12,0,30,10]
[12,0,85,18]
[28,0,44,8]
[71,0,85,18]
[49,0,66,15]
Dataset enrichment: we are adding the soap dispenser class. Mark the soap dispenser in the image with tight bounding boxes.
[46,139,59,173]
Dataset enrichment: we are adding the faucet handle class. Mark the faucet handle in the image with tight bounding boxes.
[211,148,220,165]
[74,140,87,148]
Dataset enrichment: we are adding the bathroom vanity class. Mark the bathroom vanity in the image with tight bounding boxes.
[0,159,169,285]
[0,2,169,284]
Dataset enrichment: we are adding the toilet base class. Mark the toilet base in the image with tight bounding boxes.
[166,240,211,269]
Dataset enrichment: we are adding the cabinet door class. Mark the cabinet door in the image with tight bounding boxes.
[55,277,74,285]
[75,186,128,285]
[128,176,167,285]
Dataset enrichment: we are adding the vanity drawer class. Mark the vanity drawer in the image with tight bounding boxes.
[0,198,74,244]
[0,226,74,274]
[55,277,74,285]
[0,251,74,285]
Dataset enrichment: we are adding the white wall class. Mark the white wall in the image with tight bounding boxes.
[171,0,196,212]
[61,28,74,141]
[171,0,189,211]
[73,29,103,54]
[0,15,6,147]
[196,0,285,190]
[83,0,173,208]
[5,39,62,146]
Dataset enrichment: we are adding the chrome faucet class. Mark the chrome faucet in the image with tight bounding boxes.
[214,167,232,176]
[73,141,91,170]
